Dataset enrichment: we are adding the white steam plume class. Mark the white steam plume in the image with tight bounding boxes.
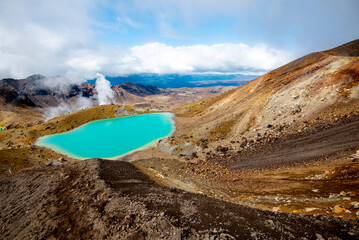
[44,95,95,121]
[43,74,117,121]
[36,75,83,93]
[95,73,116,105]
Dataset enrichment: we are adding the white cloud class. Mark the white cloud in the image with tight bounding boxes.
[0,34,292,79]
[0,0,294,81]
[111,42,292,75]
[1,0,358,82]
[0,0,92,80]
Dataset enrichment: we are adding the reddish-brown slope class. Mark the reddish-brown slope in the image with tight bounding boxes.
[172,39,359,151]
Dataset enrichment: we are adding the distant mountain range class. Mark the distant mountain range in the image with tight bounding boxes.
[87,73,257,88]
[0,73,256,109]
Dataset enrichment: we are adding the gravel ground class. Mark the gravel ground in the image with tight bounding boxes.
[1,159,358,239]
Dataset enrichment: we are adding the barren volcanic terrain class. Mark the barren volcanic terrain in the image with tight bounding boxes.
[1,39,359,239]
[131,39,359,218]
[1,159,358,239]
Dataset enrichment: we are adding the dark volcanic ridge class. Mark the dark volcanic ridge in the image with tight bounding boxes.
[0,159,358,240]
[0,74,161,108]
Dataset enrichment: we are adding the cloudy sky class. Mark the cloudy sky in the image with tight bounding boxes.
[0,0,358,80]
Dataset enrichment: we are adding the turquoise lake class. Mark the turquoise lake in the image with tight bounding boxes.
[36,113,175,159]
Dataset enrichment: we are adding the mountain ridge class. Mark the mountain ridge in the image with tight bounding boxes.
[0,75,162,108]
[172,39,359,148]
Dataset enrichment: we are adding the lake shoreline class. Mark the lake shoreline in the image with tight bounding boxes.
[35,112,176,160]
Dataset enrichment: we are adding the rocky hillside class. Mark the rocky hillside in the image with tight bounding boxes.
[0,75,63,108]
[118,82,161,96]
[173,39,359,148]
[0,75,161,108]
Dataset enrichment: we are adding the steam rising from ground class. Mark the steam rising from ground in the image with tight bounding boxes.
[36,75,81,93]
[44,74,116,120]
[95,73,116,105]
[44,96,95,121]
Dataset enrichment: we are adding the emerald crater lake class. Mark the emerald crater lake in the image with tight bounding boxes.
[36,113,175,159]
